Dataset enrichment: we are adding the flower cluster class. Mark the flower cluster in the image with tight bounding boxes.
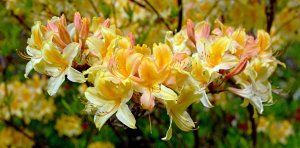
[23,13,283,140]
[0,74,56,124]
[257,117,293,144]
[55,115,83,137]
[0,127,34,147]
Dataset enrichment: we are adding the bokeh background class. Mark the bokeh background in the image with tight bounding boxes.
[0,0,299,147]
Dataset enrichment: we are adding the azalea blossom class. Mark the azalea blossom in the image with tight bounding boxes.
[23,13,283,141]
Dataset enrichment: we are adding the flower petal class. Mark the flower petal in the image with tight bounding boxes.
[162,119,173,141]
[63,42,80,63]
[199,91,213,108]
[153,85,178,101]
[116,104,136,129]
[47,73,65,96]
[24,61,33,78]
[94,104,118,130]
[85,87,114,106]
[67,67,86,83]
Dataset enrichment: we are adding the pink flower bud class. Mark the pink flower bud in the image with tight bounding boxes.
[103,19,110,28]
[141,91,155,111]
[74,12,82,32]
[128,32,135,47]
[79,18,89,39]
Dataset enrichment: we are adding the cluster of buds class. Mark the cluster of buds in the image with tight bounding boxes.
[23,13,283,140]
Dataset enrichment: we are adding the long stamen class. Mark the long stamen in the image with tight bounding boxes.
[17,49,31,60]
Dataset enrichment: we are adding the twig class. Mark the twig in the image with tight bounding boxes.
[3,120,34,141]
[10,11,31,32]
[88,0,100,16]
[247,105,257,148]
[129,0,151,11]
[144,0,172,30]
[176,0,183,33]
[265,0,277,33]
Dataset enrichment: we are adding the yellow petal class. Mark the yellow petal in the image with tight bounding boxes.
[42,42,67,68]
[153,85,178,101]
[116,104,136,129]
[257,30,270,51]
[47,74,65,96]
[162,119,173,141]
[153,43,172,70]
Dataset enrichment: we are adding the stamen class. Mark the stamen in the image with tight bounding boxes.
[17,50,31,60]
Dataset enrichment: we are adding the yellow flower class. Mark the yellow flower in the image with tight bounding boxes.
[42,41,86,96]
[269,120,293,144]
[87,141,115,148]
[131,43,178,110]
[257,117,270,132]
[0,127,34,147]
[162,77,211,140]
[229,58,276,114]
[55,115,83,137]
[24,21,47,78]
[85,71,136,130]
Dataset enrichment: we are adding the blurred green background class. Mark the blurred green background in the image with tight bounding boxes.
[0,0,299,147]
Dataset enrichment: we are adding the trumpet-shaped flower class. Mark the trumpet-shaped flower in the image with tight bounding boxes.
[85,71,136,130]
[229,58,276,113]
[162,77,212,140]
[24,21,47,77]
[42,41,85,96]
[131,43,178,110]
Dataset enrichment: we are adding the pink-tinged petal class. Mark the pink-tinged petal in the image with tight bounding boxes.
[186,19,196,46]
[103,19,110,28]
[47,22,58,33]
[128,32,135,47]
[242,36,259,59]
[140,90,155,111]
[79,18,89,39]
[225,58,248,80]
[74,12,82,32]
[195,21,210,40]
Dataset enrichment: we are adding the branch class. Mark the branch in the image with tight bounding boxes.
[10,11,31,32]
[129,0,151,11]
[265,0,277,33]
[3,120,34,141]
[176,0,183,33]
[247,105,257,148]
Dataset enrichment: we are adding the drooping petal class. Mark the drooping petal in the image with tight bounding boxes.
[199,91,213,108]
[94,104,118,130]
[162,119,173,141]
[47,73,65,96]
[24,61,33,78]
[116,104,136,129]
[67,67,86,83]
[171,111,195,131]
